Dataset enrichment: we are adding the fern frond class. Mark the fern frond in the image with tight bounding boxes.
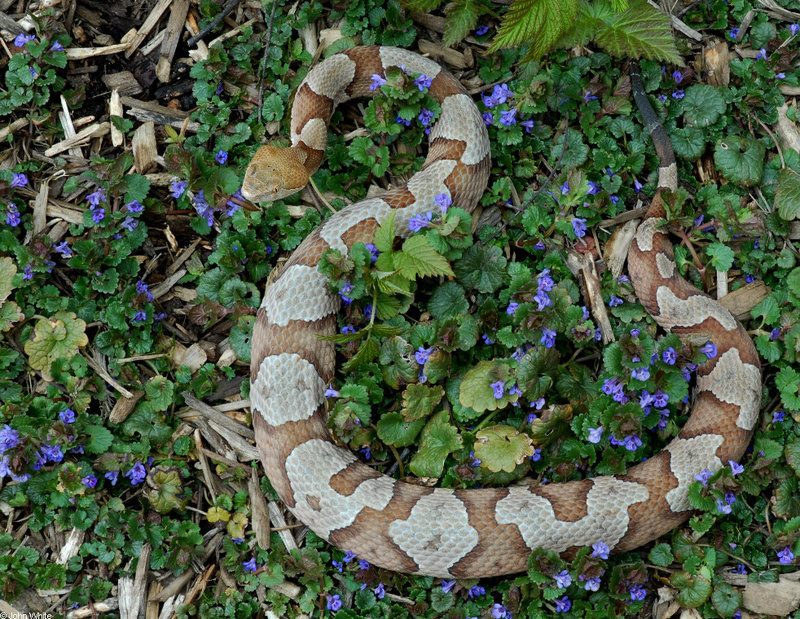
[490,0,579,60]
[593,0,681,64]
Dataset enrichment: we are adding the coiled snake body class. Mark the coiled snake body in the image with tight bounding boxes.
[241,47,761,578]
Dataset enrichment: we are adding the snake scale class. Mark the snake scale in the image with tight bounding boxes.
[240,46,762,578]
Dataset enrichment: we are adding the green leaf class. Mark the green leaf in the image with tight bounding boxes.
[649,543,674,567]
[591,0,680,63]
[491,0,578,60]
[788,267,800,298]
[706,242,735,271]
[786,438,800,478]
[394,235,454,279]
[711,582,742,618]
[454,245,507,293]
[402,383,445,421]
[443,0,482,47]
[713,136,766,186]
[145,469,187,513]
[377,411,426,447]
[0,300,23,332]
[473,424,534,472]
[550,129,589,169]
[428,281,469,319]
[670,127,706,160]
[409,409,462,478]
[145,375,175,412]
[754,437,783,460]
[681,85,726,127]
[85,424,114,454]
[775,366,800,410]
[671,571,712,607]
[374,212,396,253]
[24,311,88,377]
[776,168,800,221]
[379,336,418,389]
[0,256,16,302]
[460,360,518,412]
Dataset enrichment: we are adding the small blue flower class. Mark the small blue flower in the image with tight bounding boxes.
[791,24,799,36]
[396,114,411,127]
[555,596,571,613]
[609,295,623,307]
[587,180,600,195]
[506,302,519,315]
[662,347,677,365]
[623,435,642,451]
[629,584,646,601]
[482,111,493,125]
[82,474,98,488]
[441,580,455,593]
[14,33,35,48]
[776,72,786,79]
[591,541,610,559]
[729,27,739,39]
[778,547,794,565]
[374,582,385,599]
[490,380,505,399]
[435,192,451,214]
[414,74,432,91]
[588,427,603,443]
[327,594,342,611]
[756,48,767,60]
[415,346,434,365]
[170,180,188,198]
[672,70,683,83]
[770,327,781,341]
[584,90,598,103]
[554,569,572,588]
[700,341,717,359]
[6,202,20,227]
[572,217,587,238]
[215,150,228,164]
[482,333,494,345]
[468,585,485,598]
[126,462,146,484]
[418,108,434,126]
[773,410,786,423]
[694,469,711,486]
[476,25,490,35]
[408,211,433,232]
[10,172,28,188]
[672,90,685,99]
[499,108,517,126]
[584,576,601,591]
[729,460,744,475]
[51,41,64,51]
[631,366,650,381]
[540,327,556,349]
[59,408,76,424]
[369,74,387,91]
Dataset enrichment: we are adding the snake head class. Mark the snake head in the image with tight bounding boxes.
[241,144,310,203]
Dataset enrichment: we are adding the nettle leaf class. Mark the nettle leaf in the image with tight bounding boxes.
[713,136,766,186]
[0,256,16,302]
[409,409,462,478]
[491,0,578,60]
[402,383,445,421]
[473,424,534,472]
[377,411,426,447]
[373,212,396,253]
[454,244,507,293]
[706,242,735,271]
[24,311,88,376]
[84,424,114,454]
[394,235,454,279]
[681,85,726,127]
[776,168,800,221]
[670,127,705,161]
[443,0,482,47]
[460,360,518,412]
[550,129,588,169]
[775,366,800,410]
[592,0,680,64]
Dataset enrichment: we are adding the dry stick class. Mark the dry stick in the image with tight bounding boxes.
[186,0,243,47]
[257,0,278,125]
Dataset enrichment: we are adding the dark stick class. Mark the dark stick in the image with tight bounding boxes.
[187,0,244,47]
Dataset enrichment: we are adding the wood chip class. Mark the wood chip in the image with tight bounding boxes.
[0,117,27,142]
[32,176,49,235]
[268,500,299,553]
[776,104,800,154]
[567,250,615,344]
[156,0,190,83]
[418,39,469,69]
[109,89,124,147]
[109,390,145,424]
[719,280,770,321]
[150,267,186,299]
[704,40,730,87]
[181,391,255,440]
[44,121,110,157]
[603,219,637,279]
[57,528,85,565]
[121,96,198,132]
[58,95,83,158]
[125,0,174,58]
[249,468,272,550]
[102,71,143,97]
[132,121,158,173]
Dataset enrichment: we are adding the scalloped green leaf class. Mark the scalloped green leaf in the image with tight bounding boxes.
[681,84,726,127]
[473,424,534,473]
[402,383,444,421]
[454,244,507,293]
[670,127,705,160]
[713,136,765,186]
[377,411,426,447]
[146,375,175,412]
[671,571,712,608]
[24,311,88,376]
[0,256,15,302]
[0,300,23,332]
[460,360,517,413]
[428,281,469,319]
[409,409,462,478]
[776,168,800,221]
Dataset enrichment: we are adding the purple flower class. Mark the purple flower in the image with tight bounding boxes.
[662,347,677,365]
[343,551,357,563]
[572,217,587,238]
[396,114,411,127]
[136,280,154,301]
[778,547,794,565]
[470,451,481,467]
[541,327,556,348]
[121,216,138,231]
[369,74,387,91]
[82,474,98,488]
[132,311,146,323]
[434,192,451,214]
[476,25,490,35]
[327,594,342,611]
[587,180,600,195]
[506,302,519,315]
[170,180,188,198]
[10,172,28,187]
[86,187,106,207]
[91,207,105,223]
[585,576,601,591]
[623,435,642,451]
[358,559,369,570]
[408,211,433,232]
[694,469,711,486]
[0,425,21,453]
[414,74,432,91]
[5,202,20,227]
[672,90,685,99]
[215,150,228,164]
[418,108,434,126]
[700,341,717,359]
[629,584,646,601]
[125,200,143,213]
[672,70,683,83]
[729,460,744,475]
[591,541,610,559]
[341,325,356,334]
[374,582,385,599]
[584,90,598,103]
[482,333,494,345]
[776,72,786,79]
[631,366,650,381]
[554,569,572,588]
[415,346,434,365]
[339,280,354,305]
[652,390,669,408]
[482,111,493,125]
[729,27,739,39]
[499,108,517,126]
[756,48,767,60]
[725,491,736,505]
[634,179,643,193]
[41,443,64,463]
[441,580,455,593]
[105,471,119,486]
[609,295,623,307]
[492,83,513,103]
[243,557,257,572]
[490,380,505,399]
[126,461,146,485]
[51,41,64,51]
[588,427,603,443]
[22,264,33,280]
[773,410,786,423]
[791,24,800,36]
[770,327,781,341]
[555,596,571,613]
[14,33,35,47]
[491,604,508,618]
[59,408,76,424]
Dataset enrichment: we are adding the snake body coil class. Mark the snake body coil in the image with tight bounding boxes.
[241,48,761,578]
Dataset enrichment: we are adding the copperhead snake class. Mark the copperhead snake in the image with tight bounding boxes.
[240,46,762,579]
